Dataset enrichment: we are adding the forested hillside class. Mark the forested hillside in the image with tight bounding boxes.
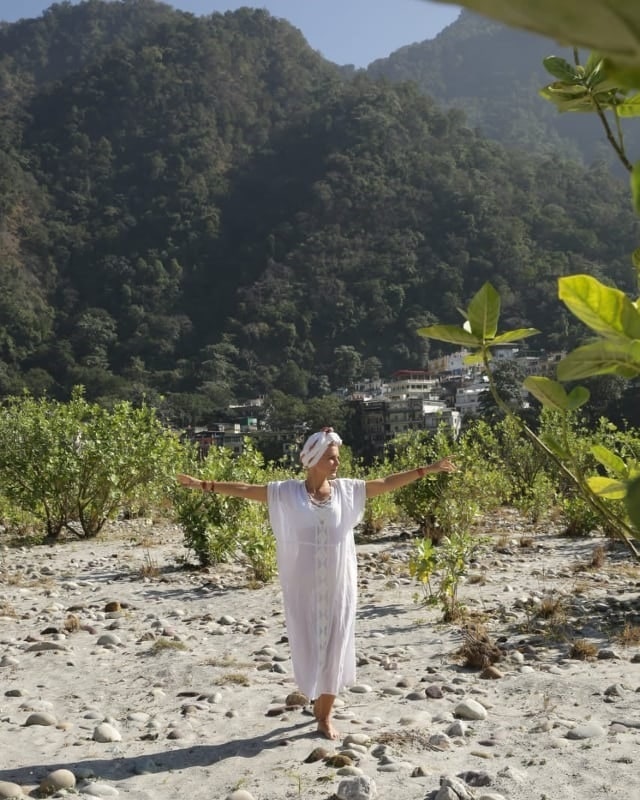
[0,0,638,424]
[368,10,639,166]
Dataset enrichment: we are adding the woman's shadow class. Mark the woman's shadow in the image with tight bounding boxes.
[0,719,314,786]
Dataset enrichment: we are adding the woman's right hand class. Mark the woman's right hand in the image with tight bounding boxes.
[176,473,201,489]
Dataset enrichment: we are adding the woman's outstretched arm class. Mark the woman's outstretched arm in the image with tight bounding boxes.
[176,473,268,503]
[364,457,456,499]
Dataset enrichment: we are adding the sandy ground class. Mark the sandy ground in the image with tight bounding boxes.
[1,510,640,800]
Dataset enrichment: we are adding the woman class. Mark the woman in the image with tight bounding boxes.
[177,427,455,739]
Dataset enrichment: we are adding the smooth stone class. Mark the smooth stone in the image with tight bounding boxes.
[337,766,364,776]
[343,733,371,747]
[97,633,121,646]
[40,770,76,793]
[0,781,24,798]
[93,722,122,742]
[349,684,373,694]
[25,641,68,652]
[435,776,474,800]
[480,666,503,680]
[127,712,150,723]
[80,782,119,797]
[454,698,488,721]
[445,720,466,737]
[566,723,605,740]
[25,712,57,726]
[458,770,492,787]
[225,791,255,800]
[336,775,377,800]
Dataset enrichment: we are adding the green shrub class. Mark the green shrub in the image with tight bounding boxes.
[0,388,182,539]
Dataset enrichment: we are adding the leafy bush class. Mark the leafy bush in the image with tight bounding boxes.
[389,427,455,533]
[409,477,486,621]
[351,454,401,536]
[174,438,295,579]
[559,494,602,536]
[0,388,182,539]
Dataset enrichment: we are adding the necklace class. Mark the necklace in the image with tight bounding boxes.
[305,482,332,506]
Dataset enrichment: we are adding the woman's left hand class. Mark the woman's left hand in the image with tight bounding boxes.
[430,457,457,473]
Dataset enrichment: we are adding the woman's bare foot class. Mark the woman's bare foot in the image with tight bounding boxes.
[316,716,339,740]
[313,694,339,740]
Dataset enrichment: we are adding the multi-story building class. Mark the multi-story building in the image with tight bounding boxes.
[353,396,461,459]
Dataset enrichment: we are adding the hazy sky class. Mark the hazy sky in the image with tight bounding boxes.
[0,0,461,66]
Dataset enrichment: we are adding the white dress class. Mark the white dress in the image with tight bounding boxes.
[267,478,366,698]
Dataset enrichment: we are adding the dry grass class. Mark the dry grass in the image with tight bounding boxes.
[63,613,81,632]
[139,550,160,579]
[457,622,503,668]
[589,544,606,569]
[616,623,640,648]
[206,654,252,669]
[0,600,18,618]
[495,533,511,549]
[0,569,55,591]
[569,638,598,660]
[519,535,535,548]
[536,595,567,621]
[150,638,188,653]
[216,672,250,686]
[375,729,435,749]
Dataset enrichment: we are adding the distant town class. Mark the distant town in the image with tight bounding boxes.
[186,346,565,460]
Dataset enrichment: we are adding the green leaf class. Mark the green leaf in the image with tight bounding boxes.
[625,475,640,533]
[424,1,640,90]
[590,444,627,477]
[614,93,640,116]
[605,59,640,90]
[556,340,640,380]
[463,351,486,366]
[587,475,627,499]
[558,274,640,340]
[540,433,570,460]
[490,328,540,345]
[566,385,591,410]
[466,282,500,340]
[583,50,603,76]
[543,56,580,82]
[523,376,568,411]
[417,324,481,346]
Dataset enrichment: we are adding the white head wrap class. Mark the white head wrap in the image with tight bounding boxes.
[300,427,342,469]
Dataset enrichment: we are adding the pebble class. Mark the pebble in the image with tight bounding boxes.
[454,698,488,721]
[225,791,255,800]
[336,775,377,800]
[25,711,57,726]
[93,722,122,742]
[566,722,605,740]
[39,769,76,793]
[0,781,24,798]
[79,782,120,797]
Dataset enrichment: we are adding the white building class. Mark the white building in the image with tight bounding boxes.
[455,379,489,416]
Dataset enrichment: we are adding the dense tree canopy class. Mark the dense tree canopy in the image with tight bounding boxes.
[0,0,638,425]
